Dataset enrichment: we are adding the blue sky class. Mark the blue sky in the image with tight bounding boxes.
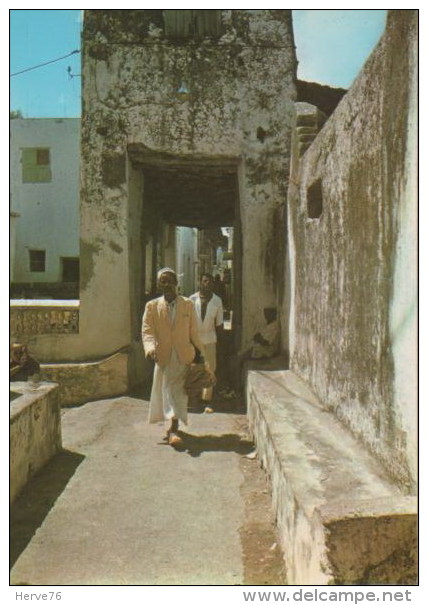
[9,9,387,118]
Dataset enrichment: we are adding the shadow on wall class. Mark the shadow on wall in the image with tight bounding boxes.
[10,449,85,569]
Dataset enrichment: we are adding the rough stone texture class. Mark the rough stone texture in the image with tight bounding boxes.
[74,8,297,372]
[41,350,129,407]
[247,369,417,585]
[322,505,418,585]
[10,382,61,503]
[286,10,417,491]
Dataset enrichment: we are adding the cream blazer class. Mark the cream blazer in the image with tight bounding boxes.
[142,296,205,368]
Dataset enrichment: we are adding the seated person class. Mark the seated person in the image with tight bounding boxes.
[10,343,40,382]
[250,307,279,359]
[229,307,279,393]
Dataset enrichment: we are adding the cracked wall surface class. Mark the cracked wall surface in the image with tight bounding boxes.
[287,10,418,491]
[80,9,297,355]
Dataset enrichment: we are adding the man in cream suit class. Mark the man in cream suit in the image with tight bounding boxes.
[142,268,209,446]
[190,273,224,413]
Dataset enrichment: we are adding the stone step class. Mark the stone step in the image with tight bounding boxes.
[246,369,417,585]
[296,126,319,135]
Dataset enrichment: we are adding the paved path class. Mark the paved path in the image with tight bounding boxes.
[10,397,285,586]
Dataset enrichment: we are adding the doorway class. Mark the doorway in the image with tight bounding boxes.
[127,146,243,390]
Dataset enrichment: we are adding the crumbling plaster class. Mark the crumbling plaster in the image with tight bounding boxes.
[287,11,417,490]
[80,9,297,356]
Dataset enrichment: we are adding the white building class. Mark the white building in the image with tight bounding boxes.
[176,226,198,296]
[10,118,80,290]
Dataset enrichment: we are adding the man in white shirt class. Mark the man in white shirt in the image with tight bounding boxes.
[190,273,224,413]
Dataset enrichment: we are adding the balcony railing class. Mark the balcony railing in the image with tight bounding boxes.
[10,300,79,336]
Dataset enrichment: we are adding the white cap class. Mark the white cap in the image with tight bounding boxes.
[157,267,177,280]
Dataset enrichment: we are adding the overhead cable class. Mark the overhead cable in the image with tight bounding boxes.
[11,49,80,77]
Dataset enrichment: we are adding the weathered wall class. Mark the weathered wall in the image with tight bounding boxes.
[80,9,296,357]
[10,382,62,503]
[41,351,129,407]
[287,11,417,490]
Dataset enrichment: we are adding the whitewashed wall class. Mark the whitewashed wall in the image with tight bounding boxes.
[10,118,80,283]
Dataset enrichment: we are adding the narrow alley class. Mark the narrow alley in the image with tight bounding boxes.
[10,393,287,586]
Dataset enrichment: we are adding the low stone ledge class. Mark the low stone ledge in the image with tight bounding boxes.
[10,382,62,503]
[246,369,417,585]
[40,349,129,407]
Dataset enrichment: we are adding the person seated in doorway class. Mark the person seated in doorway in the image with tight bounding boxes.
[230,307,279,392]
[250,307,279,359]
[190,273,224,413]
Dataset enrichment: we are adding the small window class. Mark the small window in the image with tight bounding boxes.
[164,10,222,38]
[61,257,80,283]
[307,179,323,219]
[22,148,52,183]
[29,249,46,272]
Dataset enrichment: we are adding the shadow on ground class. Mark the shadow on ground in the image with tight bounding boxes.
[166,431,254,458]
[10,449,85,568]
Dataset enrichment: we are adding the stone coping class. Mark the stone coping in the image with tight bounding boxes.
[248,369,404,516]
[246,369,417,584]
[10,300,80,307]
[10,381,59,418]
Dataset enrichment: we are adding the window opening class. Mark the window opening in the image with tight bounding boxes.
[22,148,52,183]
[29,249,46,272]
[61,257,80,282]
[307,179,323,219]
[164,10,222,38]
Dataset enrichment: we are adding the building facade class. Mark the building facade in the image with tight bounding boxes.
[10,118,80,296]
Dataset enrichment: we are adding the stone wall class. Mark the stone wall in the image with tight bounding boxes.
[41,350,129,407]
[287,11,417,491]
[80,9,297,360]
[10,382,62,502]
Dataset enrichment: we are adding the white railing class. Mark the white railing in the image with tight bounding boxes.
[10,300,79,336]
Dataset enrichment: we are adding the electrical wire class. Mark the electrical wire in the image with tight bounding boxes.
[10,50,80,77]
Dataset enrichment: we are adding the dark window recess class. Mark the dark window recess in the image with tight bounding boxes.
[29,249,46,272]
[307,179,323,219]
[36,148,50,165]
[62,257,80,282]
[164,9,222,38]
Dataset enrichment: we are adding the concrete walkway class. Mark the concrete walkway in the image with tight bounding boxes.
[10,396,285,586]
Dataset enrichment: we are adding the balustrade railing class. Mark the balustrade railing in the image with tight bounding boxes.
[10,301,79,336]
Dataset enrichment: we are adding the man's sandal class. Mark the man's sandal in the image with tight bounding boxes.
[168,433,183,447]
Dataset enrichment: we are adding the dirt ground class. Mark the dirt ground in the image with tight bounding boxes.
[233,414,288,585]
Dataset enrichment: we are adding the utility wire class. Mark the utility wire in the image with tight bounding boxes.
[10,49,80,77]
